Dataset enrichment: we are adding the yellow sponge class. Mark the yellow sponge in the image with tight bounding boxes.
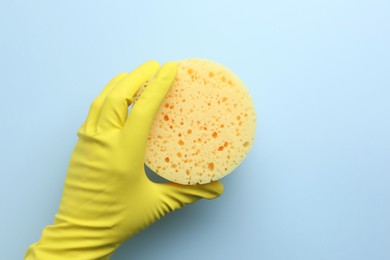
[136,59,256,185]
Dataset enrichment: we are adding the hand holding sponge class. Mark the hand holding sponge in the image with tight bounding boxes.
[25,61,223,260]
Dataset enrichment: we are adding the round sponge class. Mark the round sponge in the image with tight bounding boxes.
[136,59,256,185]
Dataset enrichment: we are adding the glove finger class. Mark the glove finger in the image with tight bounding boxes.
[97,60,160,131]
[156,181,224,212]
[83,73,127,134]
[123,62,177,152]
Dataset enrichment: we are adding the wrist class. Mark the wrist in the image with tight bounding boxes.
[25,218,119,260]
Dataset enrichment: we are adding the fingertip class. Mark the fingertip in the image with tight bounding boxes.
[163,61,178,72]
[156,62,178,80]
[200,181,224,199]
[148,60,160,65]
[144,60,160,71]
[112,72,129,84]
[116,72,129,77]
[213,181,225,195]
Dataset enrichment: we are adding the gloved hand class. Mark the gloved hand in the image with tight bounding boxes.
[25,61,224,260]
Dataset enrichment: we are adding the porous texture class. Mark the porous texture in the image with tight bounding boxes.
[136,59,256,185]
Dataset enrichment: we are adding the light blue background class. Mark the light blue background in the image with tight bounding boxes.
[1,0,389,259]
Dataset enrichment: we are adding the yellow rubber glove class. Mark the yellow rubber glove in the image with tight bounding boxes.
[25,61,224,260]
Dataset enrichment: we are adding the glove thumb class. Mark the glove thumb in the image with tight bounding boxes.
[155,181,224,212]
